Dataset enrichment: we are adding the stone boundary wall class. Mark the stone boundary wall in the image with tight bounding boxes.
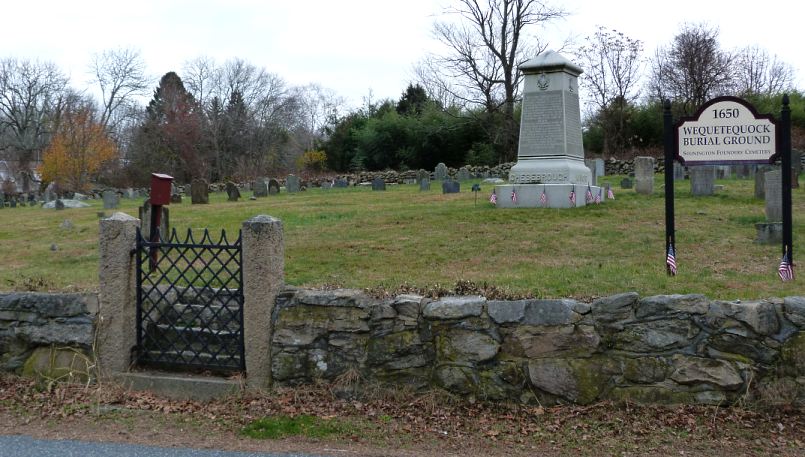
[271,289,805,405]
[3,288,804,406]
[0,293,97,378]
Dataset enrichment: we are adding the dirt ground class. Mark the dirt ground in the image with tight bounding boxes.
[1,374,804,456]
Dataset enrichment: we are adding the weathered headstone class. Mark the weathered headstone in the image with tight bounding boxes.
[27,193,36,204]
[634,156,655,195]
[457,167,471,182]
[734,164,751,179]
[225,181,240,201]
[286,175,300,193]
[764,169,782,222]
[584,159,598,186]
[754,165,773,199]
[191,178,209,204]
[593,158,605,178]
[442,180,460,194]
[434,163,448,181]
[0,194,4,209]
[791,150,801,189]
[253,178,268,197]
[320,181,332,190]
[139,200,170,238]
[419,178,431,191]
[268,178,281,195]
[714,166,731,179]
[333,179,348,188]
[371,177,386,191]
[102,190,119,209]
[620,178,633,189]
[54,199,63,210]
[690,166,716,196]
[416,169,430,184]
[673,162,686,181]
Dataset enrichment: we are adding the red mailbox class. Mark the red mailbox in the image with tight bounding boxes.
[150,173,173,205]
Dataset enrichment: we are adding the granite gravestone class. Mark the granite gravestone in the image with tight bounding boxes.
[442,180,460,194]
[634,157,655,195]
[139,200,170,239]
[457,167,470,182]
[754,165,773,199]
[54,199,63,210]
[225,181,240,201]
[191,178,209,204]
[434,163,448,181]
[44,183,56,203]
[419,178,431,191]
[286,175,300,193]
[584,159,598,186]
[253,178,268,197]
[764,169,782,222]
[371,177,386,191]
[268,178,281,195]
[416,169,430,184]
[690,166,716,196]
[102,190,119,209]
[673,162,686,181]
[333,179,348,188]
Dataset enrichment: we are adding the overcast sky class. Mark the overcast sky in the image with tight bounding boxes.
[1,0,802,110]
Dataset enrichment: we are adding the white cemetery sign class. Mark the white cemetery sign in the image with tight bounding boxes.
[677,97,777,166]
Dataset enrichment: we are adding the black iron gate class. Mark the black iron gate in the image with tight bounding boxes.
[135,227,245,373]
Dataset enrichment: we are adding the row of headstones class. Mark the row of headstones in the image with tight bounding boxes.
[0,193,38,208]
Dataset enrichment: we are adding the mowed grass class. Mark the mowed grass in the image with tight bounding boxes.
[0,174,802,299]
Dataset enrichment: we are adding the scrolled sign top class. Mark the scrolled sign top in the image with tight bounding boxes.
[676,96,777,166]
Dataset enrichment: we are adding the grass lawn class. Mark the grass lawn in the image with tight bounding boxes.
[0,174,802,300]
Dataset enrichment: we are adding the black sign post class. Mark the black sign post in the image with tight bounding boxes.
[663,100,675,275]
[781,95,794,266]
[663,95,793,277]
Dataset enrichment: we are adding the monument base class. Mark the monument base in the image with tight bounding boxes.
[509,157,592,185]
[493,184,605,209]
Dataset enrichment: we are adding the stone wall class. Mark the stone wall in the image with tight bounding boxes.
[271,289,805,405]
[0,293,97,380]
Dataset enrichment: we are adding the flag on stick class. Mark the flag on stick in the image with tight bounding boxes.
[607,186,615,200]
[489,191,497,205]
[511,188,517,204]
[585,185,593,204]
[540,188,547,207]
[569,186,576,207]
[779,249,794,282]
[666,243,678,276]
[594,188,602,205]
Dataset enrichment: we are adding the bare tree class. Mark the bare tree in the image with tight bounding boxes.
[649,23,733,113]
[576,26,643,155]
[733,45,795,97]
[420,0,567,162]
[182,56,218,109]
[0,58,69,167]
[89,47,150,135]
[292,83,343,150]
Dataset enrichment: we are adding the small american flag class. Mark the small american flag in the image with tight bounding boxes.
[594,189,602,205]
[540,190,547,207]
[569,186,576,207]
[779,250,794,282]
[667,244,678,276]
[489,191,497,205]
[511,189,517,204]
[607,186,615,200]
[585,185,593,204]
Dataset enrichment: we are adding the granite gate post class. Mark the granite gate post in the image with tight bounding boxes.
[241,215,284,389]
[97,212,140,378]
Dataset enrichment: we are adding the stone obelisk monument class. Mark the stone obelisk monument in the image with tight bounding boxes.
[495,51,600,208]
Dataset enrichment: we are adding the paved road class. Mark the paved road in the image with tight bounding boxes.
[0,435,326,457]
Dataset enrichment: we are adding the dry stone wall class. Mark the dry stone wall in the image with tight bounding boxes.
[271,289,805,405]
[0,293,97,378]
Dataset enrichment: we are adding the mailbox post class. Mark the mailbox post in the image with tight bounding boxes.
[149,173,173,270]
